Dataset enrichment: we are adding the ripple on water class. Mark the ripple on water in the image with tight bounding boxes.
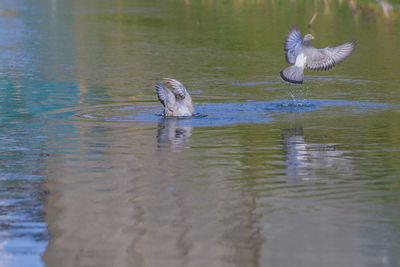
[232,81,280,86]
[72,99,388,127]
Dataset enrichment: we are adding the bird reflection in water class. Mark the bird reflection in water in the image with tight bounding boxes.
[282,128,353,180]
[157,118,193,152]
[282,128,310,177]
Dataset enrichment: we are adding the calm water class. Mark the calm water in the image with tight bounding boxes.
[1,0,400,266]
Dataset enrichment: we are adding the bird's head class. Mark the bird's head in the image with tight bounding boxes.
[303,34,315,42]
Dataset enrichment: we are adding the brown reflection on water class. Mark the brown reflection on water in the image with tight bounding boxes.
[43,124,153,266]
[42,122,264,266]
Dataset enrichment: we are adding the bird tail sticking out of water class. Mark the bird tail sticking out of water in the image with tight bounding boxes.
[280,66,304,84]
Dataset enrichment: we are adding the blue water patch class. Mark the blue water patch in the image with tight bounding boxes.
[75,99,388,127]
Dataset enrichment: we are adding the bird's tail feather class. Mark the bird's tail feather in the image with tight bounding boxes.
[280,66,304,84]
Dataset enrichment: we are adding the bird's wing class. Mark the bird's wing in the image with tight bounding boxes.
[305,40,356,71]
[164,78,186,100]
[156,82,175,107]
[284,26,302,51]
[284,26,302,64]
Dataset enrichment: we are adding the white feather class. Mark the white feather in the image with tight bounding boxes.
[295,53,307,68]
[177,104,192,116]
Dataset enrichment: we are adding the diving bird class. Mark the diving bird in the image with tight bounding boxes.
[156,78,195,116]
[280,26,356,84]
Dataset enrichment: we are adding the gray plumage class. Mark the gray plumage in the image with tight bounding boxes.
[280,26,356,84]
[156,78,195,116]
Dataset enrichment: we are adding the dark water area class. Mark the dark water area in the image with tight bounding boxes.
[1,0,400,266]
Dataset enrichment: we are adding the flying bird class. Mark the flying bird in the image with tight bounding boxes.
[156,78,195,116]
[280,26,356,84]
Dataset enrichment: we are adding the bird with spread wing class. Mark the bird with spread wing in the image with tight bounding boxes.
[156,78,195,116]
[280,26,356,84]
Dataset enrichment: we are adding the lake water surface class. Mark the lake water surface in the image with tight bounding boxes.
[1,0,400,266]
